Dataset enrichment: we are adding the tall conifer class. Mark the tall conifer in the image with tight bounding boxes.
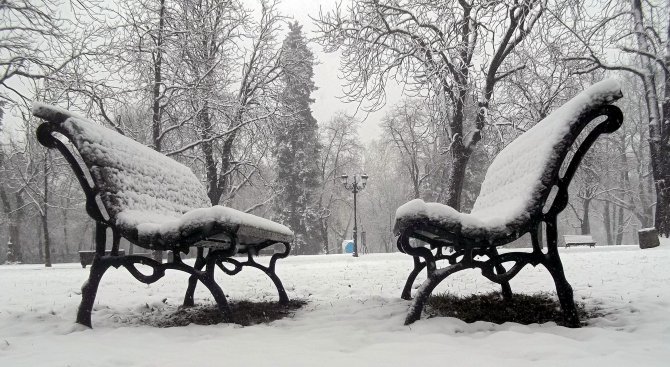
[273,22,322,254]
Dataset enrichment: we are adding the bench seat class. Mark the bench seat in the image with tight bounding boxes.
[395,199,526,248]
[117,206,293,250]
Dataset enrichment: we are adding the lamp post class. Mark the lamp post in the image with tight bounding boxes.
[340,173,368,257]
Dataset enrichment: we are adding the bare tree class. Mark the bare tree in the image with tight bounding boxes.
[561,0,670,235]
[597,76,655,233]
[171,0,284,206]
[1,105,78,266]
[0,142,27,262]
[316,0,548,210]
[313,112,362,253]
[0,0,88,104]
[362,138,408,253]
[382,99,443,200]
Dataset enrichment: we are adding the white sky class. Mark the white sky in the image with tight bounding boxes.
[275,0,403,142]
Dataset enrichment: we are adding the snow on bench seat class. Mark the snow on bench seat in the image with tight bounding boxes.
[118,207,293,248]
[394,79,623,247]
[32,102,293,250]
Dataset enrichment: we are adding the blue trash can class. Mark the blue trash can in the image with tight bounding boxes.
[341,240,354,254]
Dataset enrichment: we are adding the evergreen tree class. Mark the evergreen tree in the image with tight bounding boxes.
[273,22,322,255]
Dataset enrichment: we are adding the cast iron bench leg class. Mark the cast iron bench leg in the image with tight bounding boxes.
[76,255,112,328]
[240,242,291,304]
[76,251,233,327]
[401,256,426,300]
[264,242,291,304]
[398,234,436,300]
[183,247,206,307]
[545,256,579,327]
[181,247,233,318]
[404,262,468,325]
[200,257,232,317]
[545,220,580,327]
[185,242,291,308]
[489,247,513,300]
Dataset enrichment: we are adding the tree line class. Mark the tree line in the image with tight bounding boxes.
[1,0,668,264]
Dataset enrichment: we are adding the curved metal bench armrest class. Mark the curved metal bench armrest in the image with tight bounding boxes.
[545,104,623,219]
[36,123,108,224]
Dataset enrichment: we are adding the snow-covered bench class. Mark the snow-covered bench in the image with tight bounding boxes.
[563,235,596,248]
[33,103,294,328]
[394,79,624,326]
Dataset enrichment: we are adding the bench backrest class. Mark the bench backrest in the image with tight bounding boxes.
[470,79,622,229]
[32,103,211,225]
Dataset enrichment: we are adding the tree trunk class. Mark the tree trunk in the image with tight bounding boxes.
[616,136,628,246]
[603,200,613,246]
[630,0,670,236]
[14,192,23,261]
[214,129,238,204]
[151,0,165,152]
[89,225,95,250]
[62,198,70,257]
[0,185,22,262]
[200,99,221,205]
[37,222,43,261]
[41,213,52,267]
[318,218,330,254]
[654,171,670,236]
[443,79,469,210]
[636,160,655,227]
[445,140,469,210]
[581,198,591,235]
[615,204,625,246]
[645,162,655,226]
[42,152,52,267]
[650,35,670,236]
[7,224,20,262]
[656,0,670,236]
[412,177,420,200]
[149,0,166,262]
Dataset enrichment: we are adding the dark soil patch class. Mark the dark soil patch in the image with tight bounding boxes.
[136,299,307,328]
[426,292,601,327]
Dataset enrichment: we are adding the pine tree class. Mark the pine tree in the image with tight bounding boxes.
[273,22,322,255]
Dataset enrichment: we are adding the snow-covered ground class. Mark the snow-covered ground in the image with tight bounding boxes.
[1,241,669,366]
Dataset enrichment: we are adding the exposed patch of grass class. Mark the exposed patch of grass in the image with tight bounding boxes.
[137,299,307,328]
[426,292,601,327]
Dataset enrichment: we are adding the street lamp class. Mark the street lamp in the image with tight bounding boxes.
[340,173,369,257]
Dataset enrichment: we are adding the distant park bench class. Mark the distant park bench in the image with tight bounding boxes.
[394,80,623,327]
[34,103,294,328]
[563,235,596,248]
[79,249,125,268]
